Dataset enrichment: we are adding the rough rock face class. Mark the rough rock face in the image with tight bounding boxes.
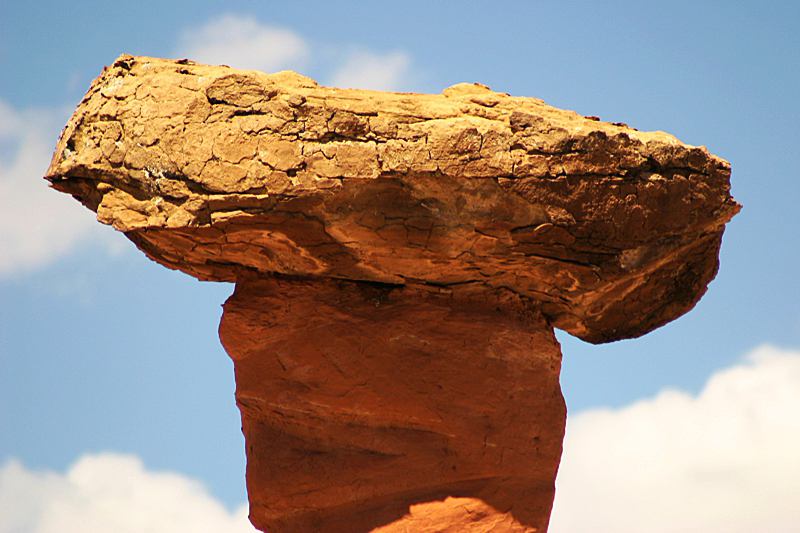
[47,55,739,343]
[220,276,563,533]
[45,55,739,533]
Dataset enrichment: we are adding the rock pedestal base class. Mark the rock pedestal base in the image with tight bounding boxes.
[219,276,566,533]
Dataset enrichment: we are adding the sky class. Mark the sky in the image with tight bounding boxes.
[1,1,799,532]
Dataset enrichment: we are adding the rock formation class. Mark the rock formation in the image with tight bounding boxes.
[46,55,739,533]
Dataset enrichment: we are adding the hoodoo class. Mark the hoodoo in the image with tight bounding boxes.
[46,55,739,532]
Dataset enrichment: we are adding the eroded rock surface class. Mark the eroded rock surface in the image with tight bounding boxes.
[220,276,563,533]
[45,55,739,533]
[46,55,739,343]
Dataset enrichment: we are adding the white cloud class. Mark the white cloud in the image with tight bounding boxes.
[550,344,800,533]
[329,49,412,92]
[0,99,22,137]
[0,453,257,533]
[174,14,310,74]
[174,14,414,92]
[4,348,798,532]
[0,99,121,280]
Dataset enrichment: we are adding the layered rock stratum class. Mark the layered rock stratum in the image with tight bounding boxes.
[46,55,739,533]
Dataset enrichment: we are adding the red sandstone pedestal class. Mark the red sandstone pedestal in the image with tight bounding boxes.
[220,276,565,533]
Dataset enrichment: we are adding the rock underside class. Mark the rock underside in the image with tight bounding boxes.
[45,55,739,533]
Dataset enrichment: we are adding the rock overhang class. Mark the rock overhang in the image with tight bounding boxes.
[46,55,740,343]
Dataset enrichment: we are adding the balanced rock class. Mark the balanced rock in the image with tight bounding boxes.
[46,55,739,533]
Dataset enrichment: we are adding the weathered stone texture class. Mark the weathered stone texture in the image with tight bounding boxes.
[45,55,739,533]
[46,55,739,344]
[220,276,564,533]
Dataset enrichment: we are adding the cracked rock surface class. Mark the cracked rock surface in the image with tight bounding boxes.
[46,55,739,343]
[46,55,738,533]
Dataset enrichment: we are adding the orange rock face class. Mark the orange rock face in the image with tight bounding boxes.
[45,55,739,532]
[220,276,564,533]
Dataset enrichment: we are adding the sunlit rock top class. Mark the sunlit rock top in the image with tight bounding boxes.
[46,55,739,343]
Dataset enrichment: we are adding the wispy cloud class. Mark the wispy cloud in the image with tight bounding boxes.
[173,14,310,74]
[0,453,257,533]
[174,14,415,92]
[550,344,800,533]
[0,100,120,280]
[329,49,412,92]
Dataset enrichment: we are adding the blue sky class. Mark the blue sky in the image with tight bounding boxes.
[1,1,799,532]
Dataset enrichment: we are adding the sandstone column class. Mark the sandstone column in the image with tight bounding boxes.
[220,277,564,532]
[46,55,739,533]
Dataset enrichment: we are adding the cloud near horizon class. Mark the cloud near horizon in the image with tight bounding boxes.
[549,344,800,533]
[0,453,257,533]
[2,345,798,532]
